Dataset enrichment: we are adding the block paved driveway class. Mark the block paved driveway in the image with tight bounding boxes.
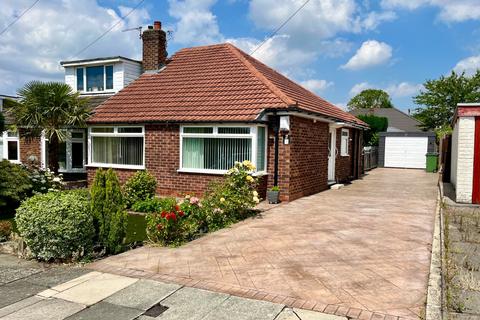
[91,168,438,320]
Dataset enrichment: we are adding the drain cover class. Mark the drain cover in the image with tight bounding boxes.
[143,303,169,317]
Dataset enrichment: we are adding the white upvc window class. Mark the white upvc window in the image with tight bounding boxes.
[42,130,87,172]
[0,131,20,163]
[88,126,145,169]
[340,128,349,156]
[179,124,267,175]
[76,65,114,93]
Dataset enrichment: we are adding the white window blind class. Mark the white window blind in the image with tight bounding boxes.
[181,125,267,173]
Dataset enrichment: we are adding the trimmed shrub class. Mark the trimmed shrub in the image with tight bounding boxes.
[15,190,94,261]
[29,166,63,194]
[132,197,176,213]
[90,168,127,253]
[0,160,32,215]
[0,221,12,242]
[123,171,157,208]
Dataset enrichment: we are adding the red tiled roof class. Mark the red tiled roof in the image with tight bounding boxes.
[88,43,366,126]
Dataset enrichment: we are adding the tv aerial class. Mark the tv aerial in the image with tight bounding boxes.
[122,26,142,39]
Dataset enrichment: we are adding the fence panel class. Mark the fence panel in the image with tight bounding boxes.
[363,146,378,171]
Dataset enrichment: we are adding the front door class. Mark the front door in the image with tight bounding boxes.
[328,126,336,182]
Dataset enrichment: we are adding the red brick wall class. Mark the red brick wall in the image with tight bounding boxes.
[334,127,363,183]
[19,129,41,166]
[288,117,329,201]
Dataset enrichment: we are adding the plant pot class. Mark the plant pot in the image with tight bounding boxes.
[267,190,280,204]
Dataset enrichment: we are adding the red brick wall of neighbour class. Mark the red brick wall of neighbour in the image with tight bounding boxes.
[19,129,41,166]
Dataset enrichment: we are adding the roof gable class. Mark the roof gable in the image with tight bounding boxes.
[88,43,364,125]
[350,108,423,132]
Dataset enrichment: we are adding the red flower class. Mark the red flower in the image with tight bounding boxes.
[166,212,177,221]
[156,223,163,231]
[161,211,167,218]
[178,211,184,217]
[175,205,180,212]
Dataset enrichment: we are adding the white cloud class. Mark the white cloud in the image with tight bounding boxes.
[300,79,334,94]
[349,82,372,96]
[341,40,392,70]
[385,82,423,97]
[381,0,480,23]
[453,55,480,76]
[168,0,222,45]
[0,0,150,95]
[249,0,396,45]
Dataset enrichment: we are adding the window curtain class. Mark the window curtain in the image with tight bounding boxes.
[256,127,266,171]
[92,137,143,165]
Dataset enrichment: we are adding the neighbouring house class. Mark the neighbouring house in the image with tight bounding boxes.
[84,21,367,202]
[350,107,435,169]
[449,103,480,204]
[0,94,21,163]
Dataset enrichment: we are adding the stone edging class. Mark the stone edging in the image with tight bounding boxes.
[425,184,444,319]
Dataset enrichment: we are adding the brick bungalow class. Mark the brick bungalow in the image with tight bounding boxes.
[85,21,367,202]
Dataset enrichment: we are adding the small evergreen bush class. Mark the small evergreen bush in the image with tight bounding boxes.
[15,190,94,261]
[123,171,157,208]
[0,160,32,215]
[90,168,127,253]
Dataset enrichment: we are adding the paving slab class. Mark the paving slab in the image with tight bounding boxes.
[158,286,230,320]
[275,308,301,320]
[0,296,44,318]
[203,295,284,320]
[0,280,47,308]
[51,272,138,306]
[1,297,85,320]
[0,266,42,285]
[65,301,142,320]
[24,267,90,288]
[105,279,180,310]
[293,308,347,320]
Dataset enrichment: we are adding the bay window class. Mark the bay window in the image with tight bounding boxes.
[180,125,267,174]
[76,65,114,92]
[89,126,144,169]
[0,131,20,162]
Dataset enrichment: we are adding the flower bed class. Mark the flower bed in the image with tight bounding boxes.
[140,161,261,246]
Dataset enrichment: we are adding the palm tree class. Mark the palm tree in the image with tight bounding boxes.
[7,81,90,173]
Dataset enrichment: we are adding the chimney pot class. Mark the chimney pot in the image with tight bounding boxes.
[154,21,161,30]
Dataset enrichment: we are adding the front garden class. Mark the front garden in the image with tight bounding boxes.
[0,160,261,262]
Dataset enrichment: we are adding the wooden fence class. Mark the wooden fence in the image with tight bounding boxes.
[363,146,378,171]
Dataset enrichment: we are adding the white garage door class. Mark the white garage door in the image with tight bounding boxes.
[384,136,428,169]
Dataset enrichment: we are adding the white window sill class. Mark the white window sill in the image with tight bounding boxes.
[86,163,145,170]
[177,168,268,176]
[59,169,87,173]
[340,154,350,157]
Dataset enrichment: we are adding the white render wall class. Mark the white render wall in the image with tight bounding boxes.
[451,117,475,203]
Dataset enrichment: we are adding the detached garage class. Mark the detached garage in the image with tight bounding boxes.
[379,132,436,169]
[350,107,436,170]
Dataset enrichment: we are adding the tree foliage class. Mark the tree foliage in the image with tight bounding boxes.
[0,112,4,133]
[356,114,388,146]
[413,71,480,131]
[347,89,394,110]
[8,81,91,172]
[90,168,127,253]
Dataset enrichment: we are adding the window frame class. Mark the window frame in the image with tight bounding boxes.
[75,64,115,93]
[1,130,20,163]
[340,128,349,157]
[179,124,268,175]
[87,125,145,170]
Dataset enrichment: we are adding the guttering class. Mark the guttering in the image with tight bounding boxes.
[261,107,369,130]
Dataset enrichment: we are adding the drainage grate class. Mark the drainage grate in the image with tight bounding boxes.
[143,303,169,317]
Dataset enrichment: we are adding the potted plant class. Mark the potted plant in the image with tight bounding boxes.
[267,186,280,204]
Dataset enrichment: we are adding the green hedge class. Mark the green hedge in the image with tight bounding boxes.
[15,190,94,261]
[357,114,388,146]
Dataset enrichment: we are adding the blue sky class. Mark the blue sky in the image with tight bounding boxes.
[1,0,480,112]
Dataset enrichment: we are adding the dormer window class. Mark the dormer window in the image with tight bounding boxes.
[76,65,114,92]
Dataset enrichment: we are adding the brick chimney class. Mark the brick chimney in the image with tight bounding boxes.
[142,21,167,71]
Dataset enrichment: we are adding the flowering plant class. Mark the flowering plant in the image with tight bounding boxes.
[145,197,192,246]
[28,166,63,194]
